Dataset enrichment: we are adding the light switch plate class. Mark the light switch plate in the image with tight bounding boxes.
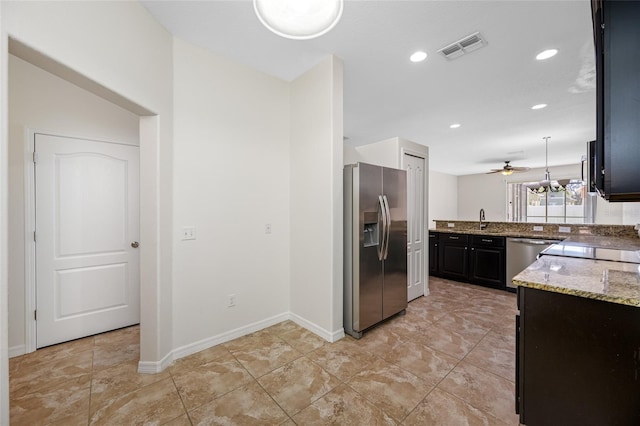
[447,223,455,228]
[182,226,196,240]
[533,226,543,231]
[558,226,571,233]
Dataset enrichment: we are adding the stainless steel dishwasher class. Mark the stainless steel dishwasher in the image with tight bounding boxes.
[506,238,561,289]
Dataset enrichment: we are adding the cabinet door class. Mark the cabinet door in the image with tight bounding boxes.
[428,233,438,276]
[469,247,505,288]
[599,0,640,200]
[438,243,468,280]
[519,287,640,425]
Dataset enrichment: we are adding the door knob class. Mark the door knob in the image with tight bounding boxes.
[131,241,139,248]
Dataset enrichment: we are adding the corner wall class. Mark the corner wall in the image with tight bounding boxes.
[290,56,344,339]
[171,39,291,351]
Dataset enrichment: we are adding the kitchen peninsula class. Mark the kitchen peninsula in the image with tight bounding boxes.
[429,220,638,291]
[512,234,640,424]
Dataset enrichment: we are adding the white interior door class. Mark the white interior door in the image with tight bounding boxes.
[35,133,140,348]
[404,153,425,301]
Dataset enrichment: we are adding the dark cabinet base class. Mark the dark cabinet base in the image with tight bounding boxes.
[517,287,640,425]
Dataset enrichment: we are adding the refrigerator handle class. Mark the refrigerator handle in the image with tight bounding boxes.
[382,195,391,260]
[377,195,387,261]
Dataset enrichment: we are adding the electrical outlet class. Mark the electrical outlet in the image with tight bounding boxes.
[265,224,272,234]
[533,226,543,232]
[558,226,571,233]
[447,223,455,228]
[227,294,236,307]
[182,227,196,240]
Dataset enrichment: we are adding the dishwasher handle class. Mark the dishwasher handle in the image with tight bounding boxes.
[508,238,561,245]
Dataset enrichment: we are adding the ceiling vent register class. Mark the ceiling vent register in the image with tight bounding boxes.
[438,32,487,60]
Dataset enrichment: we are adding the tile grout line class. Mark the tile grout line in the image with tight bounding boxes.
[167,373,194,426]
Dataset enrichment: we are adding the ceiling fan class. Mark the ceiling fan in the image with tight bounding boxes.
[487,161,530,176]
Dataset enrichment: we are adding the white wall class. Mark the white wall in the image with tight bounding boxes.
[457,164,581,221]
[171,39,291,349]
[2,0,174,371]
[429,170,458,227]
[7,55,140,356]
[290,56,344,339]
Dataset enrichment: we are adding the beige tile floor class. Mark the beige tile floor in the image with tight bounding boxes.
[9,277,519,425]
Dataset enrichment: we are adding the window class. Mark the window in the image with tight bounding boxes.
[507,180,595,223]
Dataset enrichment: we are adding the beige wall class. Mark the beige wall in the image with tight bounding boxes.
[429,170,458,227]
[290,56,344,338]
[171,39,291,350]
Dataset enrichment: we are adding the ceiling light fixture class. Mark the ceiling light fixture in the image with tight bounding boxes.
[410,51,427,63]
[450,123,461,129]
[527,136,567,193]
[531,104,547,110]
[253,0,343,40]
[536,49,558,60]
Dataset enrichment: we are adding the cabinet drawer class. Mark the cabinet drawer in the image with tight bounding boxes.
[440,233,468,244]
[429,232,439,240]
[471,235,505,247]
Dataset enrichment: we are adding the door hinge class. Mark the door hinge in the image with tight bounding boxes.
[33,152,38,164]
[33,231,36,242]
[34,310,37,321]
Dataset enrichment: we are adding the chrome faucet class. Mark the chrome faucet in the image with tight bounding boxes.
[479,208,487,230]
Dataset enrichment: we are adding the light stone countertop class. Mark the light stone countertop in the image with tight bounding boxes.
[513,256,640,307]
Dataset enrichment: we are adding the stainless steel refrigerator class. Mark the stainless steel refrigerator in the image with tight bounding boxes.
[344,162,408,339]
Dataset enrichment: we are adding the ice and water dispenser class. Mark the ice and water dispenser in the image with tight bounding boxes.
[363,212,379,247]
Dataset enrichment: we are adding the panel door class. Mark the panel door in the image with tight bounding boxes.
[382,166,408,319]
[35,133,140,348]
[403,153,425,301]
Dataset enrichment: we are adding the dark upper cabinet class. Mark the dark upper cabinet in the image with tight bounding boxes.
[592,0,640,201]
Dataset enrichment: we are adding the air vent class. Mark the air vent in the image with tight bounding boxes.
[438,32,487,60]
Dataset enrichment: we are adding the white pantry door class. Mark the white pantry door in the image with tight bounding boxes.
[404,153,425,301]
[35,133,140,348]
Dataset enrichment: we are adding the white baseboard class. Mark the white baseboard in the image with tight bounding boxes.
[289,312,345,343]
[9,345,26,358]
[170,312,290,363]
[139,311,345,372]
[138,351,173,374]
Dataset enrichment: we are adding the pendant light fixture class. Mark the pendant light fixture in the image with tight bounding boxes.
[254,0,344,40]
[527,136,567,193]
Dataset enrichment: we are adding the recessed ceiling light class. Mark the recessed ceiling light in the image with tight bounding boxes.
[410,51,428,63]
[536,49,558,60]
[531,104,547,110]
[450,123,461,129]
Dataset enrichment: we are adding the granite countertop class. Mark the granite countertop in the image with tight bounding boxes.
[431,228,569,240]
[513,256,640,307]
[431,229,640,249]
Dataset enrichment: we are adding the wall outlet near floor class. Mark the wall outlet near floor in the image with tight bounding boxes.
[227,294,236,307]
[533,226,544,232]
[447,223,455,228]
[265,223,272,234]
[558,226,572,233]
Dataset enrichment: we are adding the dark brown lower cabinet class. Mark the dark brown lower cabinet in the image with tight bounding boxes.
[517,286,640,425]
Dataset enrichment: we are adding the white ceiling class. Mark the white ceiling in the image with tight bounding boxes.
[141,0,596,176]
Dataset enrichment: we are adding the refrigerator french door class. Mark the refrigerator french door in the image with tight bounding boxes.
[344,162,408,339]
